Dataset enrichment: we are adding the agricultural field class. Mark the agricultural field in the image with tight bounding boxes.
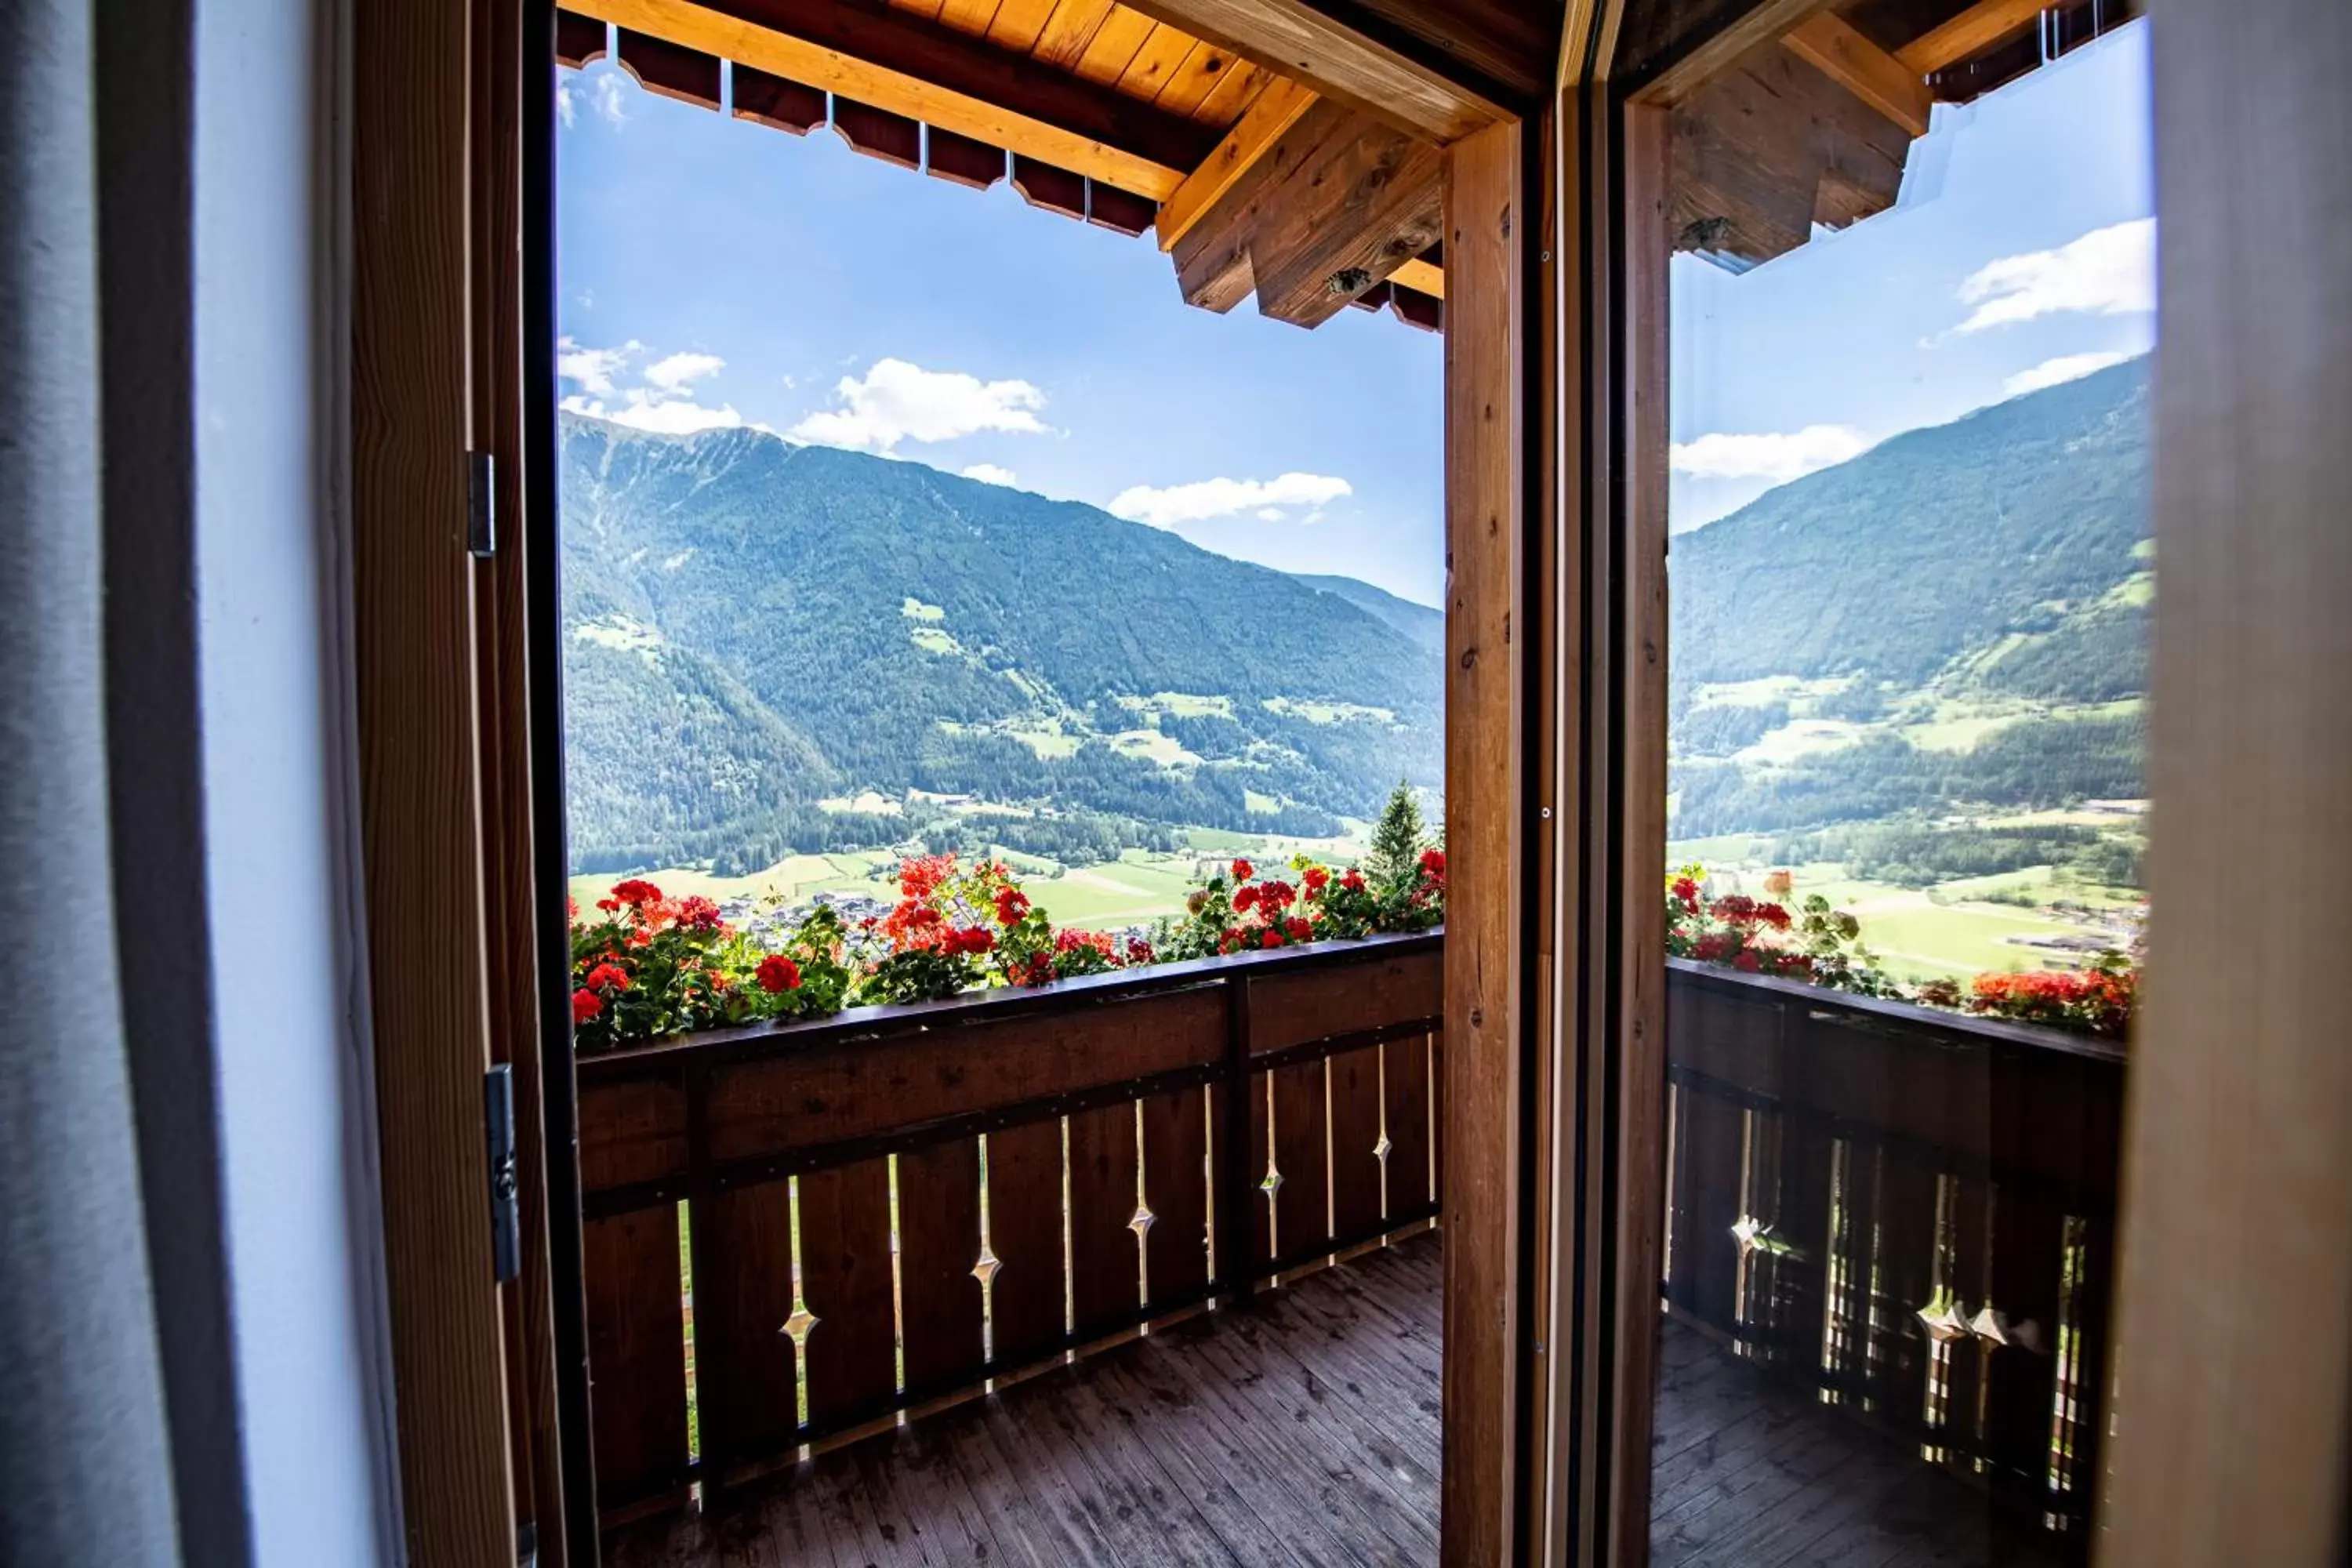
[1669,834,2143,984]
[572,818,1380,934]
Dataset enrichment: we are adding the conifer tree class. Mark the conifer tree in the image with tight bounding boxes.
[1363,782,1427,892]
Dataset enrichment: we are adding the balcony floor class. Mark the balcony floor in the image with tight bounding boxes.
[607,1230,2063,1567]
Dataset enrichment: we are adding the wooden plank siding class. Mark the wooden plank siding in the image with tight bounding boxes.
[572,936,1443,1514]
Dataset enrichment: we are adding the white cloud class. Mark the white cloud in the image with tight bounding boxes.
[561,392,746,436]
[1955,218,2154,335]
[961,463,1019,488]
[789,358,1051,452]
[2002,350,2134,397]
[1670,425,1871,483]
[559,339,745,435]
[1109,473,1354,529]
[557,82,576,129]
[1256,507,1287,522]
[644,350,725,392]
[557,336,641,395]
[589,72,628,126]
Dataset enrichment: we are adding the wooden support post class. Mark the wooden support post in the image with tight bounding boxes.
[1440,115,1526,1568]
[1218,975,1257,1302]
[1606,97,1673,1568]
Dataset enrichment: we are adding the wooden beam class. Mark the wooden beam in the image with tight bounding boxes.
[1169,97,1441,326]
[1783,13,1930,136]
[1310,0,1559,104]
[1632,0,1838,105]
[1156,77,1317,251]
[1250,123,1442,326]
[1895,0,2046,76]
[571,0,1218,198]
[1441,114,1525,1568]
[1392,255,1444,297]
[1666,40,1911,270]
[1171,96,1356,310]
[1115,0,1506,143]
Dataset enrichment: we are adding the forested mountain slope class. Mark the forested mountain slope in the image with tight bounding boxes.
[562,417,1442,869]
[1669,358,2153,840]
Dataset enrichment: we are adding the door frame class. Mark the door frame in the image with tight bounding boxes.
[350,2,1682,1565]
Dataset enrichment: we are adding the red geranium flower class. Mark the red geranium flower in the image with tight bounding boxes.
[1231,858,1254,881]
[584,962,630,993]
[610,879,663,907]
[1232,885,1258,913]
[675,895,722,931]
[1260,929,1283,949]
[995,888,1031,926]
[1419,848,1446,877]
[898,854,956,900]
[1304,866,1329,895]
[1341,869,1367,894]
[755,955,800,993]
[571,989,601,1025]
[1285,917,1313,942]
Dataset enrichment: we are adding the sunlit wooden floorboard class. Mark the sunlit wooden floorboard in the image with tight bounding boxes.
[607,1230,2062,1567]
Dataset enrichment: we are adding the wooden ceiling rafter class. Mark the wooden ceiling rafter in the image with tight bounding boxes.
[1894,0,2047,74]
[569,0,1220,197]
[1781,13,1930,136]
[1112,0,1508,143]
[557,7,612,66]
[1168,95,1441,328]
[615,26,726,107]
[1633,0,1842,107]
[564,0,1458,320]
[1154,75,1316,250]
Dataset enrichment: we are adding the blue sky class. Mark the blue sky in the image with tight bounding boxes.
[556,21,2151,599]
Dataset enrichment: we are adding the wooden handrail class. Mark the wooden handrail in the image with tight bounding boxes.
[1667,955,2129,1066]
[579,928,1445,1081]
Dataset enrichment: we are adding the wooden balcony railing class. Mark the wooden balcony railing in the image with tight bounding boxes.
[573,931,1445,1516]
[1664,959,2126,1539]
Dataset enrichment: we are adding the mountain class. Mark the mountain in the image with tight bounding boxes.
[1668,358,2154,840]
[1286,573,1446,655]
[1673,358,2151,695]
[561,416,1443,871]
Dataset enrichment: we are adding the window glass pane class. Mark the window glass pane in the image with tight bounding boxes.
[1642,9,2151,1563]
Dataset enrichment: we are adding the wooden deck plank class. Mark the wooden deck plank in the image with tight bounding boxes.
[1033,1356,1266,1566]
[607,1232,2069,1568]
[1122,1312,1427,1565]
[1088,1348,1360,1568]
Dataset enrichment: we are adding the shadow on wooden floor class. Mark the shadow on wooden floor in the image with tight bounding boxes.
[607,1230,2067,1566]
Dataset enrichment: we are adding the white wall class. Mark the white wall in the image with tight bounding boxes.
[194,0,401,1560]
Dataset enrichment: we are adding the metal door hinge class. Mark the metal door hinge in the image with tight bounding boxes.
[485,1063,521,1283]
[467,451,497,559]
